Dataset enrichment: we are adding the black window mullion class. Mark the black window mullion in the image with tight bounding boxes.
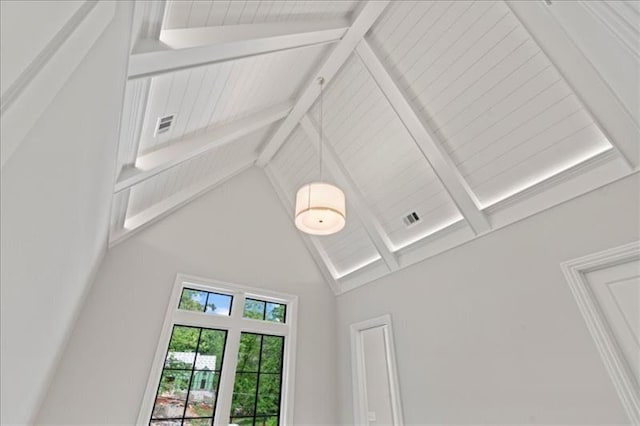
[180,328,203,423]
[211,331,228,426]
[274,335,286,425]
[251,335,265,425]
[203,292,211,313]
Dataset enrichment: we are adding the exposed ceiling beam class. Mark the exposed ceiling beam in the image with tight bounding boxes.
[128,19,350,79]
[299,115,400,271]
[256,0,390,166]
[114,102,291,193]
[111,160,255,246]
[129,0,166,51]
[109,78,152,240]
[108,0,166,241]
[506,0,639,169]
[108,189,130,245]
[355,40,491,235]
[263,164,341,294]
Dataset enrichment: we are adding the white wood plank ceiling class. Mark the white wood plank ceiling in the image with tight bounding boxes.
[110,0,638,294]
[163,1,361,29]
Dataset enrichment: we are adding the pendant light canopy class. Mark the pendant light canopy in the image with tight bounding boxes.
[294,77,346,235]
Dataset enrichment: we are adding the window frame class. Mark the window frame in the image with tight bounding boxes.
[137,273,298,426]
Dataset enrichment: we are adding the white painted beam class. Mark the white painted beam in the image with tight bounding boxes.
[355,40,491,235]
[256,1,390,166]
[108,189,130,246]
[128,19,349,79]
[299,115,399,270]
[506,0,639,169]
[114,102,291,193]
[111,161,254,246]
[109,78,152,242]
[264,164,341,295]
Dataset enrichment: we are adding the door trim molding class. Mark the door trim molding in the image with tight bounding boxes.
[350,314,404,426]
[561,241,640,424]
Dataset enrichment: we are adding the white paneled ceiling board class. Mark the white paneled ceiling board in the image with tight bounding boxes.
[366,0,613,207]
[127,125,272,218]
[137,44,329,154]
[308,54,463,251]
[163,1,361,29]
[270,125,382,278]
[108,0,637,294]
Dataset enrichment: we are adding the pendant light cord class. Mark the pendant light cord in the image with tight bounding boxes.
[319,77,324,183]
[307,77,325,210]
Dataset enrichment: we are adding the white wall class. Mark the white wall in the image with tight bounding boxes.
[36,167,339,425]
[336,173,640,425]
[0,1,82,94]
[0,3,132,425]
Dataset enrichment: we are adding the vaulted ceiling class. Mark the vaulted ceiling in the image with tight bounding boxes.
[110,0,639,294]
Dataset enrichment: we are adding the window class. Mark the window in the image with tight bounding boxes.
[230,333,284,425]
[139,275,297,426]
[151,326,227,424]
[179,288,233,316]
[243,298,286,323]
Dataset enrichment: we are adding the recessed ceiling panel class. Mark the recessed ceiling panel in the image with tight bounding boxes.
[163,0,360,29]
[127,125,273,218]
[270,125,382,278]
[309,54,463,251]
[367,0,612,208]
[137,43,329,154]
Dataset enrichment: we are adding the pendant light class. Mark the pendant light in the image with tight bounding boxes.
[294,77,346,235]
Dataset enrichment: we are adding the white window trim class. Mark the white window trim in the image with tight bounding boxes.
[137,273,298,426]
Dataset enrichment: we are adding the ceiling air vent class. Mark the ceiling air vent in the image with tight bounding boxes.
[403,211,421,227]
[154,114,175,136]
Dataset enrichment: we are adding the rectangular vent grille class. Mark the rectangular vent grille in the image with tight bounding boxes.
[154,114,175,136]
[403,211,421,227]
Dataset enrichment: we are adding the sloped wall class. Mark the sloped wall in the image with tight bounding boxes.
[36,167,339,425]
[0,3,132,425]
[336,173,639,425]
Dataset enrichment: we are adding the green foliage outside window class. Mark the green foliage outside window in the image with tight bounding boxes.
[243,299,286,323]
[230,333,284,425]
[179,289,207,312]
[152,326,227,423]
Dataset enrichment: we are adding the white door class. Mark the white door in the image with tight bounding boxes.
[361,326,394,425]
[584,259,640,385]
[351,315,404,426]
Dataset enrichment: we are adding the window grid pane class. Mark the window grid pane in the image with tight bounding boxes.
[151,325,227,425]
[230,333,285,426]
[179,288,233,317]
[243,299,286,323]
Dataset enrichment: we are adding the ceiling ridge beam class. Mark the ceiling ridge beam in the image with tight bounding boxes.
[111,160,255,247]
[263,164,341,295]
[256,0,391,167]
[299,115,400,271]
[114,101,292,193]
[128,19,350,79]
[355,40,491,235]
